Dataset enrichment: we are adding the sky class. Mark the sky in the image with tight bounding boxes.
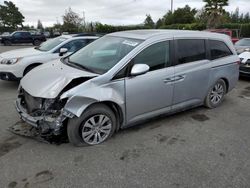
[0,0,249,27]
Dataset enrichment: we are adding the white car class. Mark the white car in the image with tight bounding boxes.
[239,51,250,77]
[0,35,98,81]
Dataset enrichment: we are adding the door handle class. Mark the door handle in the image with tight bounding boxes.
[174,75,185,82]
[164,75,185,83]
[164,78,174,83]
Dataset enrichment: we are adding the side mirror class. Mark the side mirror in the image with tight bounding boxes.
[59,48,68,56]
[130,64,150,76]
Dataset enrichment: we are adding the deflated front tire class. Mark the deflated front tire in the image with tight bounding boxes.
[67,104,117,146]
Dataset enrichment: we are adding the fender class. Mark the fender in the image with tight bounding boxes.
[63,82,125,118]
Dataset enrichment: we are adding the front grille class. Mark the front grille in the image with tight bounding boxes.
[23,90,43,114]
[239,65,250,73]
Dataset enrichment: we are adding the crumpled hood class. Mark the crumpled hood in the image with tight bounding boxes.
[21,60,98,98]
[0,47,44,59]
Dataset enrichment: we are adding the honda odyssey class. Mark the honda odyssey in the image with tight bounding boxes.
[15,30,239,146]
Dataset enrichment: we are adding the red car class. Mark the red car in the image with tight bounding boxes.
[206,29,240,44]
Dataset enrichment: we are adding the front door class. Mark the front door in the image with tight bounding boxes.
[125,41,174,124]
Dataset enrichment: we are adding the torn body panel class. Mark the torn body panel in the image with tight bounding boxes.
[62,79,126,127]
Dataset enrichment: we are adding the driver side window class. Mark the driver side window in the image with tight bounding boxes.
[57,40,87,53]
[113,41,170,79]
[133,41,170,71]
[13,33,22,38]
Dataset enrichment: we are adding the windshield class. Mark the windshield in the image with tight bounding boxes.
[37,37,67,51]
[67,36,142,74]
[235,39,250,46]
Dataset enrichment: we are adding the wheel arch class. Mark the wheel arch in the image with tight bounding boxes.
[23,63,43,76]
[65,97,125,131]
[220,77,229,93]
[79,101,124,131]
[101,101,124,131]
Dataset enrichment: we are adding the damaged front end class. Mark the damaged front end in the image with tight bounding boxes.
[15,88,74,136]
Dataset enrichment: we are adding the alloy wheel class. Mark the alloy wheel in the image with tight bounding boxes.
[210,82,225,105]
[81,114,112,145]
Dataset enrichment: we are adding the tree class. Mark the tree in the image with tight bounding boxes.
[37,20,43,30]
[144,14,155,28]
[0,1,25,28]
[156,18,164,29]
[163,11,174,25]
[203,0,229,28]
[244,13,250,23]
[196,8,209,24]
[163,5,197,25]
[62,7,83,32]
[231,7,240,23]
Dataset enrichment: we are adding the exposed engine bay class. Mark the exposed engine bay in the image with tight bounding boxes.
[14,76,93,138]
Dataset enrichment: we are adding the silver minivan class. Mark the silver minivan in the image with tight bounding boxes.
[15,30,239,146]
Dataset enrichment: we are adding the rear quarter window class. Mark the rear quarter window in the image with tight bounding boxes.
[209,40,233,60]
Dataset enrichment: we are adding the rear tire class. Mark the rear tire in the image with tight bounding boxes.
[204,79,226,109]
[33,40,41,46]
[67,104,117,147]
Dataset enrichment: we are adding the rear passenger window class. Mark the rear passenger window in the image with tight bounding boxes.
[177,39,206,64]
[133,41,170,71]
[209,40,232,60]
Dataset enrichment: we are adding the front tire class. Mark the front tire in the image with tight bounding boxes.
[3,40,11,46]
[205,79,226,108]
[67,104,117,146]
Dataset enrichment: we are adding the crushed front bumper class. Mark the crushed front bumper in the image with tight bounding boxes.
[15,99,42,127]
[15,98,67,135]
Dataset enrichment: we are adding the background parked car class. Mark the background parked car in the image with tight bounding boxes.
[43,31,51,38]
[0,31,46,46]
[235,38,250,54]
[239,51,250,77]
[53,31,61,37]
[0,32,10,37]
[207,29,240,44]
[0,35,98,81]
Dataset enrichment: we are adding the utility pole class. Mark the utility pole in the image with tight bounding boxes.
[171,0,173,13]
[83,11,86,27]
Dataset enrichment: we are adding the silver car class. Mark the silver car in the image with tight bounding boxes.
[235,38,250,54]
[16,30,239,146]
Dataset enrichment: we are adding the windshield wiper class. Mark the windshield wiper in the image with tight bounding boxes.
[64,58,97,73]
